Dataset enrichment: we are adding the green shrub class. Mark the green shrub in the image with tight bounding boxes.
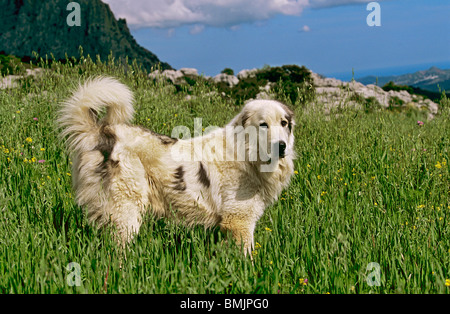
[221,68,234,76]
[0,54,26,76]
[382,81,413,94]
[388,96,404,108]
[257,65,314,105]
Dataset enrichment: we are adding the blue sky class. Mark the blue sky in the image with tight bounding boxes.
[104,0,450,80]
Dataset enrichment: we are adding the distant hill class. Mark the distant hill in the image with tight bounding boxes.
[356,67,450,93]
[0,0,171,73]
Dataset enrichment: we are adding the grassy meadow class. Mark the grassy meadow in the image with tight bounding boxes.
[0,57,449,294]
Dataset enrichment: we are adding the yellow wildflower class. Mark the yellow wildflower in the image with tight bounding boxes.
[26,137,32,143]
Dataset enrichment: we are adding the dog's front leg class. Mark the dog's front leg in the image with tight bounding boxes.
[220,216,255,257]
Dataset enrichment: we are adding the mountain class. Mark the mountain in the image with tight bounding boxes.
[356,67,450,93]
[0,0,171,73]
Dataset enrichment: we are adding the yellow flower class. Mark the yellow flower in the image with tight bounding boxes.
[16,110,21,114]
[31,157,36,163]
[445,279,450,287]
[265,227,272,232]
[26,137,33,143]
[66,172,71,176]
[435,162,442,169]
[255,242,262,249]
[294,170,298,175]
[269,261,273,265]
[40,148,45,151]
[417,204,425,209]
[317,175,321,180]
[374,202,378,206]
[321,191,327,196]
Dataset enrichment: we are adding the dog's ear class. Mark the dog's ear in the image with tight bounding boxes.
[281,103,295,132]
[229,108,251,127]
[281,103,295,121]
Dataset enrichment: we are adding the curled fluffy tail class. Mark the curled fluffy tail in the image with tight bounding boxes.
[59,77,134,152]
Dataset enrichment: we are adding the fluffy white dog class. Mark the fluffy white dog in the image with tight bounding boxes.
[59,77,295,255]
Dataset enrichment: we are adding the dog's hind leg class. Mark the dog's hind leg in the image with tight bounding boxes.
[97,198,145,247]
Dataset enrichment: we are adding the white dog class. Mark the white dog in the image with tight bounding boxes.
[59,77,295,255]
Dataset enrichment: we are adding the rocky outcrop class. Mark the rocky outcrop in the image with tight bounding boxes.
[148,67,439,117]
[0,0,171,73]
[213,73,239,87]
[311,72,438,118]
[237,68,258,80]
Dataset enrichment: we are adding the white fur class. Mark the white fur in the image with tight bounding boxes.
[59,77,295,255]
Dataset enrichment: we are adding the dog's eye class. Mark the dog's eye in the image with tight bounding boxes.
[281,120,288,127]
[259,122,268,128]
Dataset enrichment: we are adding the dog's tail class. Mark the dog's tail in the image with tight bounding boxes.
[59,77,134,152]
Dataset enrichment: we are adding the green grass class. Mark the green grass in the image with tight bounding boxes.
[0,57,449,293]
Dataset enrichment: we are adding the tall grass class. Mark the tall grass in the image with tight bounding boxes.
[0,57,448,293]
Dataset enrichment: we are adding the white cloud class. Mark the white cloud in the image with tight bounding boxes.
[103,0,309,29]
[103,0,383,29]
[300,25,311,32]
[189,24,205,35]
[309,0,376,8]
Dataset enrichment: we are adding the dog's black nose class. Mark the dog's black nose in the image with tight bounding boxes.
[278,141,286,157]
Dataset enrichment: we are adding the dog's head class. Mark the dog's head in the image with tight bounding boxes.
[228,100,295,168]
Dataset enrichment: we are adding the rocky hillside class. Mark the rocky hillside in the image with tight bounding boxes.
[357,67,450,93]
[312,73,438,118]
[0,0,170,72]
[150,67,439,118]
